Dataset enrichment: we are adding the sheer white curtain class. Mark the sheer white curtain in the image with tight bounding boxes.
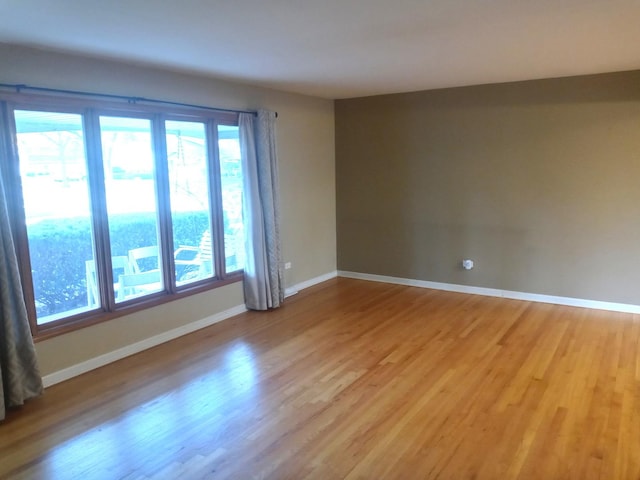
[239,110,284,310]
[0,128,43,420]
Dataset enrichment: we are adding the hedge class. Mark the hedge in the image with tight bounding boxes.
[28,211,210,317]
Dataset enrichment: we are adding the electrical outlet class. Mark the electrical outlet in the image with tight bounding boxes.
[284,262,292,270]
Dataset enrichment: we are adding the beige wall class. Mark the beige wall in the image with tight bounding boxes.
[0,44,336,376]
[336,71,640,305]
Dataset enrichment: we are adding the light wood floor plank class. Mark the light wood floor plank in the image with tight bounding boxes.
[2,278,640,479]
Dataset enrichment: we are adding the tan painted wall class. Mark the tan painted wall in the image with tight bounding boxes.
[0,44,336,376]
[336,71,640,305]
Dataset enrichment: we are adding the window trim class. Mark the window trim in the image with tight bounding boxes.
[0,92,244,341]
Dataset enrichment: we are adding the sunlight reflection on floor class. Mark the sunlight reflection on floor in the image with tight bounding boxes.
[43,342,260,479]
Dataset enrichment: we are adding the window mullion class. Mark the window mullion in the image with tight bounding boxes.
[84,109,115,311]
[153,115,175,294]
[208,120,226,279]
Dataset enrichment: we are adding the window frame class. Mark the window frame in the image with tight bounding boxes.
[0,92,244,340]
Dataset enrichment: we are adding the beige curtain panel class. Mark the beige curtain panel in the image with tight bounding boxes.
[239,110,284,310]
[0,124,43,421]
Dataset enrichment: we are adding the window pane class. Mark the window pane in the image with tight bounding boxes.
[100,116,163,303]
[218,125,245,272]
[14,110,96,324]
[166,120,214,285]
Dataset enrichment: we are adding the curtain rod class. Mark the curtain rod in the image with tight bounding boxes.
[0,83,268,117]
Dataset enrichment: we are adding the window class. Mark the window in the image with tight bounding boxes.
[100,116,165,303]
[14,110,95,323]
[166,119,215,285]
[1,95,244,337]
[218,125,245,273]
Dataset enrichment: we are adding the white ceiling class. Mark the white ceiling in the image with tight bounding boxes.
[1,0,640,99]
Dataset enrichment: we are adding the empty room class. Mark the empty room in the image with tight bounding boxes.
[1,1,640,479]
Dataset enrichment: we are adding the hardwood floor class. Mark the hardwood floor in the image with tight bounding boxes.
[2,277,640,479]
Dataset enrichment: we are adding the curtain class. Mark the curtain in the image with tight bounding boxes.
[0,160,43,421]
[239,110,284,310]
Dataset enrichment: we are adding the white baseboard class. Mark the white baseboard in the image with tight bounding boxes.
[42,269,638,388]
[289,270,338,294]
[285,287,299,297]
[338,270,640,315]
[43,270,340,388]
[285,271,337,297]
[42,304,247,388]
